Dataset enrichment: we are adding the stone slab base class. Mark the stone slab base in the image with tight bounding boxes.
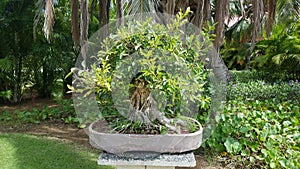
[115,166,174,169]
[98,151,196,169]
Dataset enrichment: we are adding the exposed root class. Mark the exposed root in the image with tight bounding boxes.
[129,78,187,134]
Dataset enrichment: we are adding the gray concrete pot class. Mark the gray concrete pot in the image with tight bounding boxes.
[88,118,203,154]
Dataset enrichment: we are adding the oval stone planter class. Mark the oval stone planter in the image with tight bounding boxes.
[88,118,203,154]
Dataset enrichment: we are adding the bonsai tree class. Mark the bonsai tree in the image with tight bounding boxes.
[70,10,213,134]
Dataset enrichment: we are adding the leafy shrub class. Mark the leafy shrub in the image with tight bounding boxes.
[0,90,12,101]
[230,70,270,83]
[221,42,250,70]
[251,22,300,79]
[227,80,300,101]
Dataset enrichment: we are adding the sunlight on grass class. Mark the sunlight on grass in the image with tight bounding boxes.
[0,136,18,168]
[0,133,114,169]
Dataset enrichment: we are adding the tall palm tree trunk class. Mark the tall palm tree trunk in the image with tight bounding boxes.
[116,0,123,28]
[71,0,80,49]
[80,0,89,45]
[99,0,110,41]
[167,0,175,17]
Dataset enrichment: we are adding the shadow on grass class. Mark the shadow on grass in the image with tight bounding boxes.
[0,133,114,169]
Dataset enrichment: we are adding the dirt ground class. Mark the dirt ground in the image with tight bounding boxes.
[0,98,225,169]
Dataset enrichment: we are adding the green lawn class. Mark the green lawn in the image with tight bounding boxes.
[0,133,114,169]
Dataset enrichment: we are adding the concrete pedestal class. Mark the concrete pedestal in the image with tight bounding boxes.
[98,152,196,169]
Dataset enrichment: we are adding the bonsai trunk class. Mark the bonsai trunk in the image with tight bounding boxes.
[129,78,185,134]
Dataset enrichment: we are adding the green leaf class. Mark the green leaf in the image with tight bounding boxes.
[270,162,276,168]
[232,142,242,153]
[279,159,286,167]
[241,149,250,156]
[224,139,233,153]
[261,148,268,157]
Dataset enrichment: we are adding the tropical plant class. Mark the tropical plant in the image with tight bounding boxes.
[0,0,35,102]
[251,21,300,79]
[222,0,300,70]
[0,0,78,103]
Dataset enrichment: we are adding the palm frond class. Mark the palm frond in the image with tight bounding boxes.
[0,57,12,72]
[277,0,300,22]
[43,0,55,42]
[33,0,45,41]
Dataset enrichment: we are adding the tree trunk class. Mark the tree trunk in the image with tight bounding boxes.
[192,0,204,32]
[265,0,276,36]
[167,0,175,15]
[213,0,229,50]
[175,0,189,13]
[80,0,89,45]
[99,0,110,41]
[116,0,123,28]
[248,0,264,66]
[211,0,231,81]
[129,78,185,133]
[16,55,23,102]
[13,32,22,103]
[71,0,80,49]
[203,0,212,28]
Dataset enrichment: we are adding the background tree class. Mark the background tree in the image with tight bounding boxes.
[0,0,77,103]
[221,0,299,70]
[0,0,35,102]
[2,0,298,103]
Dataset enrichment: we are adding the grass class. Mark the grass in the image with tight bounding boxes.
[0,133,114,169]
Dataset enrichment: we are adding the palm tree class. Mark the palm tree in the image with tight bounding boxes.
[55,1,300,81]
[2,0,35,102]
[224,0,299,68]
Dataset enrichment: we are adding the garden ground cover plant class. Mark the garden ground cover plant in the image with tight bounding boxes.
[202,71,300,169]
